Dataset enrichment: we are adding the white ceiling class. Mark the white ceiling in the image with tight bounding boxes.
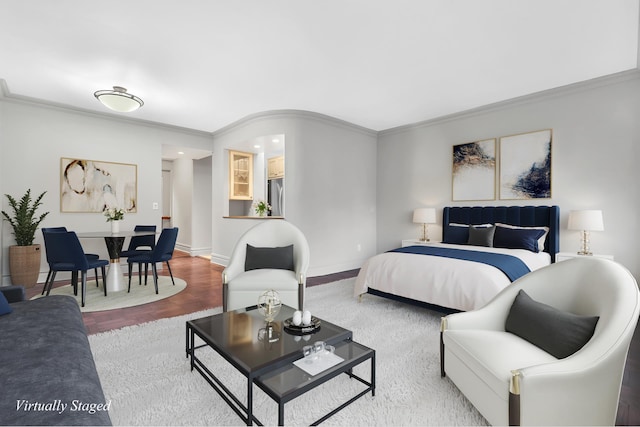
[1,1,638,134]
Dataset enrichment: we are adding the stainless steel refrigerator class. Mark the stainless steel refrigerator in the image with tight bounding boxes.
[267,178,284,216]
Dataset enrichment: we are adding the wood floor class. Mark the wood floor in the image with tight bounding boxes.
[25,251,639,426]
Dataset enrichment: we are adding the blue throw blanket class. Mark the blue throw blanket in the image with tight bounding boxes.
[390,245,530,282]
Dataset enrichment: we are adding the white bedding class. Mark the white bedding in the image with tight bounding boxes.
[354,243,551,312]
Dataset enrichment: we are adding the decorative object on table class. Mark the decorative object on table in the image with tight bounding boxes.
[1,189,49,287]
[257,289,282,322]
[94,86,144,112]
[302,341,336,363]
[284,311,321,335]
[252,199,271,217]
[292,310,303,326]
[452,139,496,201]
[295,341,343,375]
[60,158,137,213]
[302,309,312,325]
[568,209,604,255]
[412,207,436,242]
[104,207,125,233]
[499,129,552,200]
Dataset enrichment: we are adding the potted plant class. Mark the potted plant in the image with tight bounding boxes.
[103,207,125,233]
[1,189,49,287]
[252,199,271,217]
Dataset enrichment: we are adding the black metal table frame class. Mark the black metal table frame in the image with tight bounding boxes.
[186,322,376,426]
[256,340,376,426]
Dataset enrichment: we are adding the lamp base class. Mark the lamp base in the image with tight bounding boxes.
[578,230,592,257]
[418,223,431,242]
[577,251,593,256]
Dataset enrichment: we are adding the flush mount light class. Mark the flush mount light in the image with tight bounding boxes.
[94,86,144,112]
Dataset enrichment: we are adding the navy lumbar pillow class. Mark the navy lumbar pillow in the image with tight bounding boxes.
[505,290,599,359]
[0,290,13,316]
[467,225,495,247]
[493,226,546,252]
[443,225,469,245]
[245,244,295,271]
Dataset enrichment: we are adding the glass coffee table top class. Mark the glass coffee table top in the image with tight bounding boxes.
[188,305,353,374]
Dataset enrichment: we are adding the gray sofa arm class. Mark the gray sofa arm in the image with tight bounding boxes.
[0,285,26,303]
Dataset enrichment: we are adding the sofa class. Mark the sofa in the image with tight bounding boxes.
[0,285,112,426]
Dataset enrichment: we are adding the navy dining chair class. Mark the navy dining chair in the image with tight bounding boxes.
[127,227,178,294]
[43,231,109,307]
[42,227,101,295]
[120,225,156,286]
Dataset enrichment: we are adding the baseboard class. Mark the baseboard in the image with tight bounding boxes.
[207,255,365,278]
[210,253,229,267]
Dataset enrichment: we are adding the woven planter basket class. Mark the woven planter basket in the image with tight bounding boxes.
[9,244,41,288]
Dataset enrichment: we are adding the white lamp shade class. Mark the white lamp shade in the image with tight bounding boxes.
[568,210,604,231]
[413,208,436,224]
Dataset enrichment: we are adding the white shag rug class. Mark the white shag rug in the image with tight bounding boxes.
[89,278,487,426]
[32,276,187,312]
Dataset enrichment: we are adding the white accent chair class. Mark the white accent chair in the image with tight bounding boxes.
[441,257,639,426]
[222,220,310,312]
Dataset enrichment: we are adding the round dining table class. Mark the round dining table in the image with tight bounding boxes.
[76,230,157,292]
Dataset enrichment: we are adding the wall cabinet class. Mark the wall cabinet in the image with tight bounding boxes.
[229,150,253,200]
[267,155,284,179]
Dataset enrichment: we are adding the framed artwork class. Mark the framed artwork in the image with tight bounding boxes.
[60,158,137,213]
[499,129,552,200]
[452,138,496,201]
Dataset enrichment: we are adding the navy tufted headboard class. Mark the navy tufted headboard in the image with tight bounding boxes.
[442,205,560,262]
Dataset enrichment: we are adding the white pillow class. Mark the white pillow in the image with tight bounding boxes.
[494,223,549,252]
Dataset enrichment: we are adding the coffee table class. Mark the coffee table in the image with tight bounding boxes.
[186,305,375,426]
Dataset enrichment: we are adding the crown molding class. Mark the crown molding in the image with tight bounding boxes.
[4,68,639,140]
[379,68,640,137]
[211,109,377,139]
[0,79,211,138]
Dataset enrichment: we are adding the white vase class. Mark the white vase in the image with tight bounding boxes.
[111,220,120,233]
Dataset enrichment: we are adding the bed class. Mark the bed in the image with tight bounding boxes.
[354,205,560,312]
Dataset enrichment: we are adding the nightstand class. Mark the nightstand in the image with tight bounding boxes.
[556,252,614,262]
[402,239,438,247]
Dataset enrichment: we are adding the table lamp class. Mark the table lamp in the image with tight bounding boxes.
[413,208,436,242]
[568,210,604,255]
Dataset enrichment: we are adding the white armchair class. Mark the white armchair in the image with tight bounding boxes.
[222,220,310,312]
[441,257,639,426]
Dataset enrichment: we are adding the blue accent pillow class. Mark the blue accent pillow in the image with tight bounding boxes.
[245,244,295,271]
[506,290,599,359]
[493,225,546,252]
[443,225,469,245]
[0,290,12,316]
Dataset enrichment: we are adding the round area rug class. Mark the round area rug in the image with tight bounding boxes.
[31,276,187,312]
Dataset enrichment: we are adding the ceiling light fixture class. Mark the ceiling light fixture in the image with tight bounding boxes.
[94,86,144,112]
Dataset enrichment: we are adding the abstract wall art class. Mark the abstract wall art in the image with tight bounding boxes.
[499,129,552,200]
[60,158,137,213]
[452,138,496,201]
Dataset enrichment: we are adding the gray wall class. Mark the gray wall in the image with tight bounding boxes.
[377,70,640,279]
[0,98,212,284]
[192,156,213,256]
[211,111,378,276]
[2,70,639,284]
